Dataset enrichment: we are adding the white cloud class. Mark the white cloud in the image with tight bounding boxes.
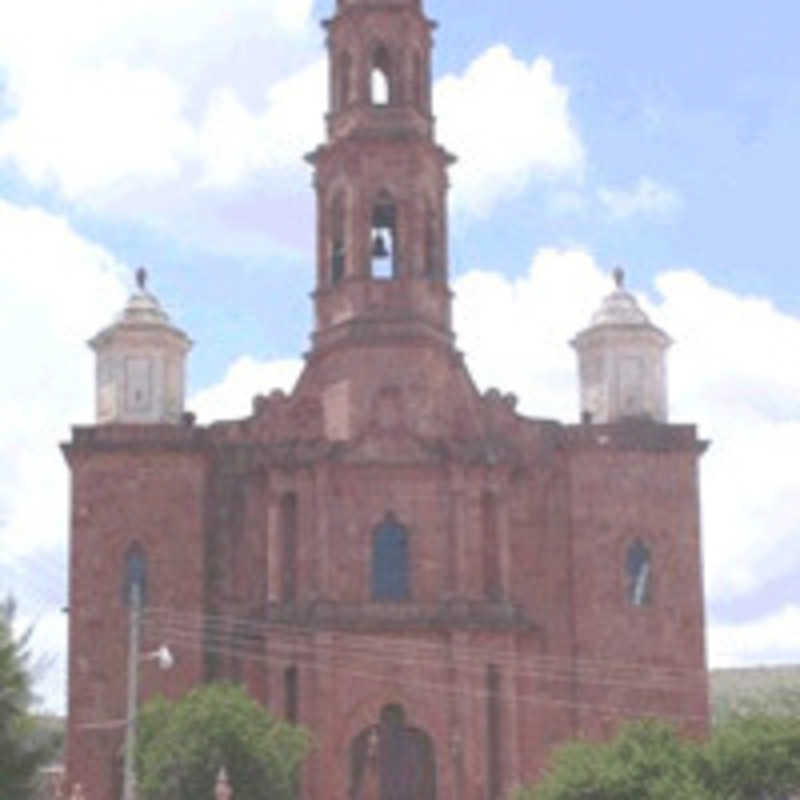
[0,0,322,203]
[454,248,602,419]
[598,176,682,220]
[195,58,326,189]
[0,0,313,71]
[436,45,585,216]
[655,270,800,600]
[1,64,195,196]
[709,606,800,668]
[0,201,129,559]
[190,355,302,423]
[1,21,584,225]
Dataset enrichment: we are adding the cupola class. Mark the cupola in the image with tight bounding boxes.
[89,268,192,424]
[571,268,671,424]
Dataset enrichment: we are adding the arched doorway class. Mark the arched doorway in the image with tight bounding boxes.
[350,705,436,800]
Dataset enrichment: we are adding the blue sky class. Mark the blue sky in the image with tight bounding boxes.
[0,0,798,712]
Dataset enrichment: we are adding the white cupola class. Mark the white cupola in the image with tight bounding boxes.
[571,268,671,424]
[89,268,192,425]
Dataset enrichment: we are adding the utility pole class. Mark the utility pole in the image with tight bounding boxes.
[122,580,142,800]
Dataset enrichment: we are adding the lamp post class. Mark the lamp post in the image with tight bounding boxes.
[122,580,142,800]
[121,577,173,800]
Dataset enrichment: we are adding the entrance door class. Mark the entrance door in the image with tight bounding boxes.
[350,705,436,800]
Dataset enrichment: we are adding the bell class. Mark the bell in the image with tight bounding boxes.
[372,232,389,259]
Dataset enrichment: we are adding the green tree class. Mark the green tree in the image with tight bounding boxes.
[136,683,312,800]
[516,713,800,800]
[0,597,55,799]
[704,712,800,799]
[515,720,712,800]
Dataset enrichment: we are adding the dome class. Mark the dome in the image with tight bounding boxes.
[589,268,651,327]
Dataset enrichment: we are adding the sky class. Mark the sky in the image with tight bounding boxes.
[0,0,798,713]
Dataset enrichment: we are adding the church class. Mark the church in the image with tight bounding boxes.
[63,0,709,797]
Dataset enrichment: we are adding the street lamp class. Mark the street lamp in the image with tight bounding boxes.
[143,644,175,671]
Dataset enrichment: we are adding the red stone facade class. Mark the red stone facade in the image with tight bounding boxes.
[63,1,709,797]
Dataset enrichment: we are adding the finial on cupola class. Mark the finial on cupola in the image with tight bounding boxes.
[136,266,148,292]
[613,266,625,289]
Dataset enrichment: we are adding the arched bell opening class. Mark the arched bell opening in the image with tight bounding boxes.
[370,45,392,106]
[350,704,437,800]
[370,192,398,280]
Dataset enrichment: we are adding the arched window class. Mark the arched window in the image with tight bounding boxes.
[338,51,352,110]
[481,492,502,601]
[371,191,397,279]
[626,540,652,606]
[331,192,345,284]
[122,542,147,607]
[280,492,298,604]
[371,45,391,105]
[372,516,410,601]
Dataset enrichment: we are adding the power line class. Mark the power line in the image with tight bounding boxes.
[126,626,710,725]
[140,605,707,685]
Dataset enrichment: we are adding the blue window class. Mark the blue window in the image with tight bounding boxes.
[372,517,410,601]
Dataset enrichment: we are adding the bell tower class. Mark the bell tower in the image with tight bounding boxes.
[307,0,456,352]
